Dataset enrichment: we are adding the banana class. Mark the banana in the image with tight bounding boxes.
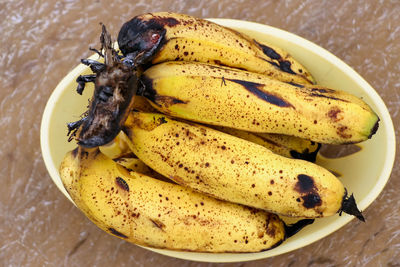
[123,112,364,220]
[139,61,379,144]
[100,128,319,188]
[59,147,298,252]
[214,126,320,162]
[101,91,320,162]
[132,95,320,161]
[103,125,320,165]
[117,12,314,84]
[100,128,319,192]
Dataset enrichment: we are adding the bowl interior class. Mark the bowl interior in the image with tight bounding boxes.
[40,18,396,262]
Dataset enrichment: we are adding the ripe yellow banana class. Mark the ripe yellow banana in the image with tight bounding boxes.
[214,126,320,162]
[139,61,379,144]
[117,12,314,84]
[59,147,295,252]
[123,112,364,220]
[134,95,321,160]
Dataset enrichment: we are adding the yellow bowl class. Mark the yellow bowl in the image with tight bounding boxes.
[40,19,396,262]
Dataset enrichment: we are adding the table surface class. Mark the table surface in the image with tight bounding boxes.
[1,0,399,266]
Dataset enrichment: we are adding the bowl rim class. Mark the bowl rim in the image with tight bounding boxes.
[40,18,396,263]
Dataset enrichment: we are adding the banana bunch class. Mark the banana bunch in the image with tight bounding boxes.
[60,12,379,253]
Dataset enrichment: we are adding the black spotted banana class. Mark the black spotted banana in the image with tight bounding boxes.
[139,61,379,144]
[59,147,309,252]
[123,111,364,220]
[117,12,314,84]
[132,95,321,161]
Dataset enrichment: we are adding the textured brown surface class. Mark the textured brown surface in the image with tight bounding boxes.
[1,0,399,266]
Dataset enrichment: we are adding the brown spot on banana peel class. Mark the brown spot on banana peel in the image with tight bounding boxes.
[254,41,282,60]
[157,116,167,125]
[336,125,352,139]
[254,41,295,74]
[327,107,343,122]
[331,113,379,142]
[293,180,364,221]
[268,60,296,75]
[294,174,322,209]
[265,214,278,238]
[295,174,317,193]
[226,79,294,108]
[260,239,284,252]
[254,40,314,84]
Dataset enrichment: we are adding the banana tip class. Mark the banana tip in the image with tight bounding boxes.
[368,117,380,139]
[284,219,315,238]
[340,191,365,222]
